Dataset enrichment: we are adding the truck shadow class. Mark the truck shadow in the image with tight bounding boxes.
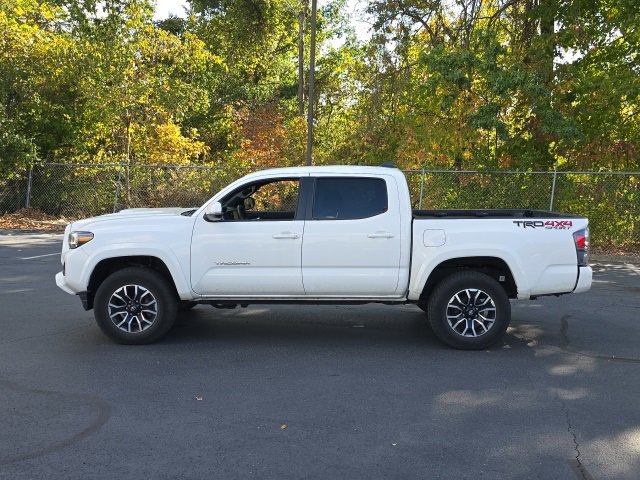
[167,304,530,353]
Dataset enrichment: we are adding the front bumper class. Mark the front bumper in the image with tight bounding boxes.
[55,246,89,295]
[56,272,91,310]
[55,271,75,294]
[573,266,593,293]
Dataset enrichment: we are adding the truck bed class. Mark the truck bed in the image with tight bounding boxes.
[413,209,583,219]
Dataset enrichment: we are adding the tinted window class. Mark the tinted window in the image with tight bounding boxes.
[312,177,388,220]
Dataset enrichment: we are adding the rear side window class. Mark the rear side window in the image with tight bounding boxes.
[312,177,388,220]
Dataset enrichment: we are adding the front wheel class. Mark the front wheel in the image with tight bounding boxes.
[94,267,178,344]
[427,271,510,350]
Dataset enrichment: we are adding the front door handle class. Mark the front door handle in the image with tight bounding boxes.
[367,231,395,239]
[272,232,300,239]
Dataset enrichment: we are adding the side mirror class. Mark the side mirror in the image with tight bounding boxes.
[204,201,223,222]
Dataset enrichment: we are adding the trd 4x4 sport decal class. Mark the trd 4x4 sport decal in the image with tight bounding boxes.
[513,220,573,229]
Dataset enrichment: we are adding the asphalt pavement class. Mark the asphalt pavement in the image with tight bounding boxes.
[0,230,639,480]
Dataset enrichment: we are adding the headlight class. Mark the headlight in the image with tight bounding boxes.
[69,231,94,249]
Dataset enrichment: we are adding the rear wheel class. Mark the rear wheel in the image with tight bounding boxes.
[94,267,178,344]
[427,271,510,350]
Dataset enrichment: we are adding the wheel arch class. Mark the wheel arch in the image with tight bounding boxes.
[85,255,181,310]
[419,256,518,302]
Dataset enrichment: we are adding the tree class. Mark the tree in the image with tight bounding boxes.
[0,0,79,171]
[63,0,221,204]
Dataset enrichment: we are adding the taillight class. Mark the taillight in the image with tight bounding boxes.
[573,227,589,266]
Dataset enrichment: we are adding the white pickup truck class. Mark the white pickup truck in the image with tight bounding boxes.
[56,166,592,349]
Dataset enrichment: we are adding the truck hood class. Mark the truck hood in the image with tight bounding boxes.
[69,207,197,231]
[116,207,195,215]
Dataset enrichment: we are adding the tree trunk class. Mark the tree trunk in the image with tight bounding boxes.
[124,113,132,208]
[538,0,556,86]
[298,3,307,117]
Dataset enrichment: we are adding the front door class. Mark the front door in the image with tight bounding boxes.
[191,178,305,296]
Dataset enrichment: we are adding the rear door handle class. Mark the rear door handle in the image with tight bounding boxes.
[272,232,300,239]
[367,231,394,239]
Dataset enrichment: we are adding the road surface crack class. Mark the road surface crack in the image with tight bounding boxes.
[559,397,593,480]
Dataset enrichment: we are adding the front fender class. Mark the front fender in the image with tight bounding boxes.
[80,244,192,299]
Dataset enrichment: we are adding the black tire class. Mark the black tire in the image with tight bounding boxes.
[427,271,510,350]
[178,301,197,312]
[94,267,178,345]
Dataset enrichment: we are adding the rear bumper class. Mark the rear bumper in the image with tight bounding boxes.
[573,266,592,293]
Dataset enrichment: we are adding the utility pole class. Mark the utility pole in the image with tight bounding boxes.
[305,0,317,166]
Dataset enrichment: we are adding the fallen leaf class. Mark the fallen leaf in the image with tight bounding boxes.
[0,208,68,231]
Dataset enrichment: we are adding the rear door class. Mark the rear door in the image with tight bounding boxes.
[301,175,403,297]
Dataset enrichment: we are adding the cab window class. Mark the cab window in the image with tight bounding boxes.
[220,179,300,221]
[312,177,388,220]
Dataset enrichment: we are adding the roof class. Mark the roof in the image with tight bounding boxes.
[240,165,404,180]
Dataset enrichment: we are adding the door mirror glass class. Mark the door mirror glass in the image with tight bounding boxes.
[204,201,223,222]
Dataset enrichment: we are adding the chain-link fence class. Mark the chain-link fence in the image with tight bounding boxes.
[403,169,639,248]
[1,163,638,248]
[0,163,235,218]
